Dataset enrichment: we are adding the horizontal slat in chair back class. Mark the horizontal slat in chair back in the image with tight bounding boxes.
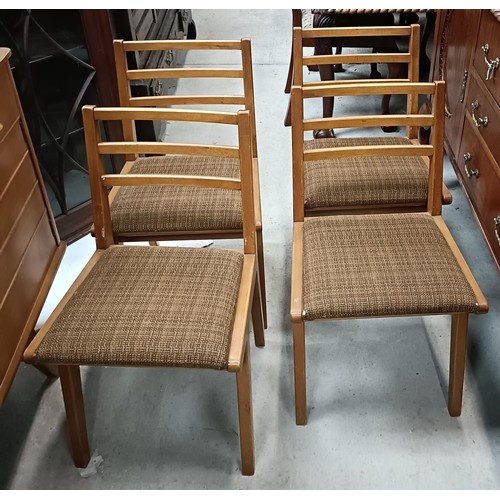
[97,142,239,158]
[128,95,246,107]
[301,26,413,39]
[101,174,241,191]
[122,40,243,51]
[303,114,435,131]
[126,68,244,80]
[303,144,434,161]
[303,52,411,67]
[302,82,436,99]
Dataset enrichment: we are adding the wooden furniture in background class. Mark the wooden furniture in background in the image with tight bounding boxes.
[24,106,263,476]
[0,47,65,406]
[431,9,500,268]
[0,9,194,243]
[289,80,488,425]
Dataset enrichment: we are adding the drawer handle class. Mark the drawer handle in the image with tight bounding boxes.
[463,153,479,178]
[471,100,488,128]
[495,216,500,245]
[481,44,499,81]
[0,122,3,133]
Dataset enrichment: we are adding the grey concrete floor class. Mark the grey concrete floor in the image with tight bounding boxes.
[2,9,500,489]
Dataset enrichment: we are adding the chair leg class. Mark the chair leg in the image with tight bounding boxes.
[293,320,307,425]
[251,268,265,347]
[448,313,469,417]
[256,227,267,329]
[59,365,91,468]
[236,336,255,476]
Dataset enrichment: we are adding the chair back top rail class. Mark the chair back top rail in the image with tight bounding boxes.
[301,25,413,38]
[122,39,243,51]
[126,68,244,80]
[129,95,246,106]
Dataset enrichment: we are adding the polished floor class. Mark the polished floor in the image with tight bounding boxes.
[2,10,500,489]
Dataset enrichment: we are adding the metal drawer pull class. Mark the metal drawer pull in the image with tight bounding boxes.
[471,100,488,128]
[0,122,3,133]
[495,216,500,245]
[463,152,479,178]
[481,44,499,80]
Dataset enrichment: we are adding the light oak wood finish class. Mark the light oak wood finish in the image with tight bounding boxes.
[101,174,241,190]
[301,26,413,39]
[289,79,488,424]
[112,38,267,329]
[24,107,261,475]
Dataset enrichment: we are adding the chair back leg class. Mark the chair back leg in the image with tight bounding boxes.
[448,313,470,417]
[236,336,255,475]
[251,269,265,347]
[59,365,91,468]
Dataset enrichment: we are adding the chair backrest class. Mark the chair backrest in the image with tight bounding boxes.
[292,24,421,132]
[290,80,446,222]
[113,39,258,159]
[82,106,256,254]
[293,24,420,86]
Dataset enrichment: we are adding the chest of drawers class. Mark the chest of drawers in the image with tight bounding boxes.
[0,48,65,405]
[432,9,500,267]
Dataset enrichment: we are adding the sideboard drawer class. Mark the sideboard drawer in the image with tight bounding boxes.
[465,73,500,161]
[473,10,500,104]
[458,114,500,214]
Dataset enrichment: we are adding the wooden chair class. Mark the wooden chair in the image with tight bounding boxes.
[108,38,267,329]
[24,106,264,476]
[284,24,421,137]
[290,80,488,425]
[291,78,453,216]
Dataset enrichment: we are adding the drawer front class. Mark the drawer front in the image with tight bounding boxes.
[0,121,29,195]
[466,73,500,161]
[0,65,20,144]
[473,10,500,104]
[481,180,500,267]
[458,115,500,266]
[458,114,500,214]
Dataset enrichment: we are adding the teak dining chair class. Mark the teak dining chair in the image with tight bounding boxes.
[107,38,267,329]
[285,24,421,136]
[290,80,488,425]
[291,80,452,216]
[24,106,263,476]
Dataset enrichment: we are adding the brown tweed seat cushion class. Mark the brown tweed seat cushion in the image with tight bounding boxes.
[32,246,243,370]
[111,155,242,234]
[302,213,479,321]
[303,137,429,209]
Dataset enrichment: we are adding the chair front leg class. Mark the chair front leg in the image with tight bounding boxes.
[448,313,469,417]
[59,365,91,468]
[236,335,255,475]
[293,320,307,425]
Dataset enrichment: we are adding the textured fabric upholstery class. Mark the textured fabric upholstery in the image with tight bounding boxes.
[32,246,243,370]
[111,155,242,234]
[303,137,429,209]
[302,213,479,320]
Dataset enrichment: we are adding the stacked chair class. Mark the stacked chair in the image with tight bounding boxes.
[106,38,268,329]
[24,106,262,476]
[289,76,489,424]
[290,24,452,216]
